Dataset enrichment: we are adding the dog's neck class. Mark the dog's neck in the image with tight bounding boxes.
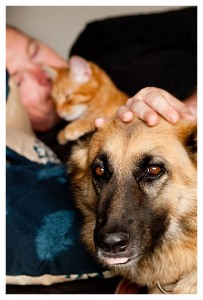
[149,271,196,294]
[156,280,180,294]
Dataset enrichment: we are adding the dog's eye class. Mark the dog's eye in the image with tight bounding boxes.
[147,165,162,177]
[91,155,112,187]
[93,165,105,177]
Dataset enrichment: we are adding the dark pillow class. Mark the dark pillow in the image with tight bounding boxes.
[6,146,111,285]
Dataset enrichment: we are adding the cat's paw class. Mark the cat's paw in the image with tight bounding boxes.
[57,128,85,144]
[57,130,68,145]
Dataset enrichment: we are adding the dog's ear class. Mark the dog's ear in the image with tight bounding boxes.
[67,131,96,176]
[176,120,197,163]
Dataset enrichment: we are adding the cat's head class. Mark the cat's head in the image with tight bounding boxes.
[43,56,98,120]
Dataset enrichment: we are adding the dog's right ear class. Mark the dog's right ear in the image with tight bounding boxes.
[67,131,96,176]
[176,120,197,163]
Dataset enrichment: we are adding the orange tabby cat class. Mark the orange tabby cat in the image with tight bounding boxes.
[44,56,128,144]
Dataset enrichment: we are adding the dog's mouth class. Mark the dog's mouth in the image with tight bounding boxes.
[97,249,137,266]
[103,256,130,265]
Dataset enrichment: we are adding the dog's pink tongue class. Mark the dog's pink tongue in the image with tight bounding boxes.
[105,257,129,265]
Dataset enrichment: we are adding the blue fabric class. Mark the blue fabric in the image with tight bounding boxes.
[6,147,103,276]
[6,68,104,279]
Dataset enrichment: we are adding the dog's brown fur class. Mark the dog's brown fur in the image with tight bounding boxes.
[68,117,197,294]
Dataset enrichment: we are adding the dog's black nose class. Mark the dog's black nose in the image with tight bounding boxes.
[98,232,129,253]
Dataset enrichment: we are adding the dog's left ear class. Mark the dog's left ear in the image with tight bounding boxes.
[67,131,96,176]
[176,120,197,162]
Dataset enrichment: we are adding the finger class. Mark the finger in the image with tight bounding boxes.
[170,97,196,120]
[116,106,134,122]
[128,99,160,126]
[158,89,195,121]
[149,96,180,124]
[138,90,180,124]
[176,106,196,121]
[95,117,107,128]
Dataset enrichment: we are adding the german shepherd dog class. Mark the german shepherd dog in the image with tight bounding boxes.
[68,117,197,294]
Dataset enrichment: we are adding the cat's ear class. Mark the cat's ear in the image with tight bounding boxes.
[42,65,59,81]
[69,56,92,84]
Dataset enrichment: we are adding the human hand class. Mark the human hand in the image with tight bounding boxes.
[116,87,196,126]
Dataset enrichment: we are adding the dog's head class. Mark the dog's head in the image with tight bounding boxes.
[68,117,197,271]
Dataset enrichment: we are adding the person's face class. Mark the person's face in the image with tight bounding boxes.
[6,27,68,131]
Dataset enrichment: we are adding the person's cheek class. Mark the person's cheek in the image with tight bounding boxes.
[20,73,47,106]
[20,82,57,125]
